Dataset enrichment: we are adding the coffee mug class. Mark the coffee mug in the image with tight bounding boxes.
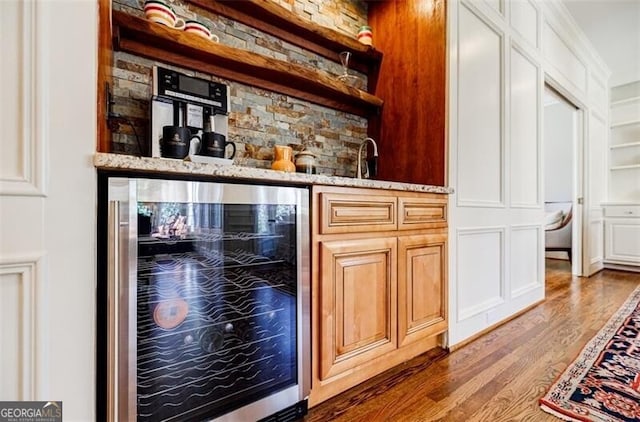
[144,0,185,29]
[184,20,219,42]
[200,132,236,159]
[160,126,201,159]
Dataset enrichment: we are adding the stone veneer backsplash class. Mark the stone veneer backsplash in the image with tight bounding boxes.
[111,0,369,177]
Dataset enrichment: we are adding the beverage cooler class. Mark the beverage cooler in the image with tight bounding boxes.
[97,174,310,421]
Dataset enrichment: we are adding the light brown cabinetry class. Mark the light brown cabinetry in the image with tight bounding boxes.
[310,186,448,406]
[398,233,447,347]
[319,237,397,380]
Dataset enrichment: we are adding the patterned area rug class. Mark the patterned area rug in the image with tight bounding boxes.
[540,285,640,422]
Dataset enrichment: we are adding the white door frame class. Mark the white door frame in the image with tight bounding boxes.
[543,77,587,276]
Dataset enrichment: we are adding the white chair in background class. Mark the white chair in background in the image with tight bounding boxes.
[545,202,573,263]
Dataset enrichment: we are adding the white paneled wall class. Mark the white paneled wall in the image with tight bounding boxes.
[510,225,542,299]
[0,0,47,402]
[448,0,609,346]
[588,113,607,270]
[0,0,46,196]
[483,0,503,16]
[510,46,540,207]
[457,3,504,207]
[590,218,604,265]
[457,228,505,321]
[589,75,608,116]
[0,0,97,419]
[0,256,47,402]
[543,22,587,93]
[510,0,538,48]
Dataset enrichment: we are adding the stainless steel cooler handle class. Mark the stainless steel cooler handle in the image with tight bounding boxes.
[107,201,120,422]
[107,199,137,422]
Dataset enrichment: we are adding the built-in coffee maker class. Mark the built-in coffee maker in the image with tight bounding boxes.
[150,66,231,159]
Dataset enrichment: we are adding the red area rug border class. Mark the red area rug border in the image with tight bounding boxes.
[539,284,640,422]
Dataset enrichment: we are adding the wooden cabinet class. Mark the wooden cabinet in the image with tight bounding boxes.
[319,237,397,380]
[310,186,448,405]
[398,233,447,347]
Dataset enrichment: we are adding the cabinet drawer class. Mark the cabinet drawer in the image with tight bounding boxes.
[320,193,396,234]
[604,205,640,218]
[398,196,447,230]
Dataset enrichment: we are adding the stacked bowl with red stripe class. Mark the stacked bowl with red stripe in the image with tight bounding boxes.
[143,0,184,29]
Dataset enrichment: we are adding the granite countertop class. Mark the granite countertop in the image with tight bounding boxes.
[94,153,453,194]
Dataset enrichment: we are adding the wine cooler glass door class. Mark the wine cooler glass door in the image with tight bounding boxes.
[108,178,310,422]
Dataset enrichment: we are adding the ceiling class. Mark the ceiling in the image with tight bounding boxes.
[561,0,640,88]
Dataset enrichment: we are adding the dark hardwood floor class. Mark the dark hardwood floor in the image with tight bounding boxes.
[305,259,640,422]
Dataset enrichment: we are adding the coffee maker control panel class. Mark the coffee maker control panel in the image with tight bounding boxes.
[154,67,228,114]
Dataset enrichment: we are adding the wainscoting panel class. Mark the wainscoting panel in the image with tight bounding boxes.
[510,45,540,208]
[482,0,503,16]
[510,0,538,48]
[0,0,46,197]
[457,3,504,207]
[456,228,505,321]
[589,113,607,206]
[0,257,43,400]
[510,225,541,298]
[590,219,604,265]
[589,75,607,115]
[543,20,587,93]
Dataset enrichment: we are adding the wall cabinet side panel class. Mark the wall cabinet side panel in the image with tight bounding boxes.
[368,0,447,186]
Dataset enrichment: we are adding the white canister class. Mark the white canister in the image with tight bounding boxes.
[295,150,317,174]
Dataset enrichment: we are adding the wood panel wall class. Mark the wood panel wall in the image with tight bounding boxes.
[368,0,447,186]
[97,0,112,152]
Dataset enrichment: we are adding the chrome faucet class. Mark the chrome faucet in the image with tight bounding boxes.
[356,137,379,179]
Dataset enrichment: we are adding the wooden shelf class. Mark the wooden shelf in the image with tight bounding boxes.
[185,0,382,79]
[112,11,383,117]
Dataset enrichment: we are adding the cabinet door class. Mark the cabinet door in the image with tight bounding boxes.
[398,234,447,347]
[605,219,640,264]
[319,237,397,380]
